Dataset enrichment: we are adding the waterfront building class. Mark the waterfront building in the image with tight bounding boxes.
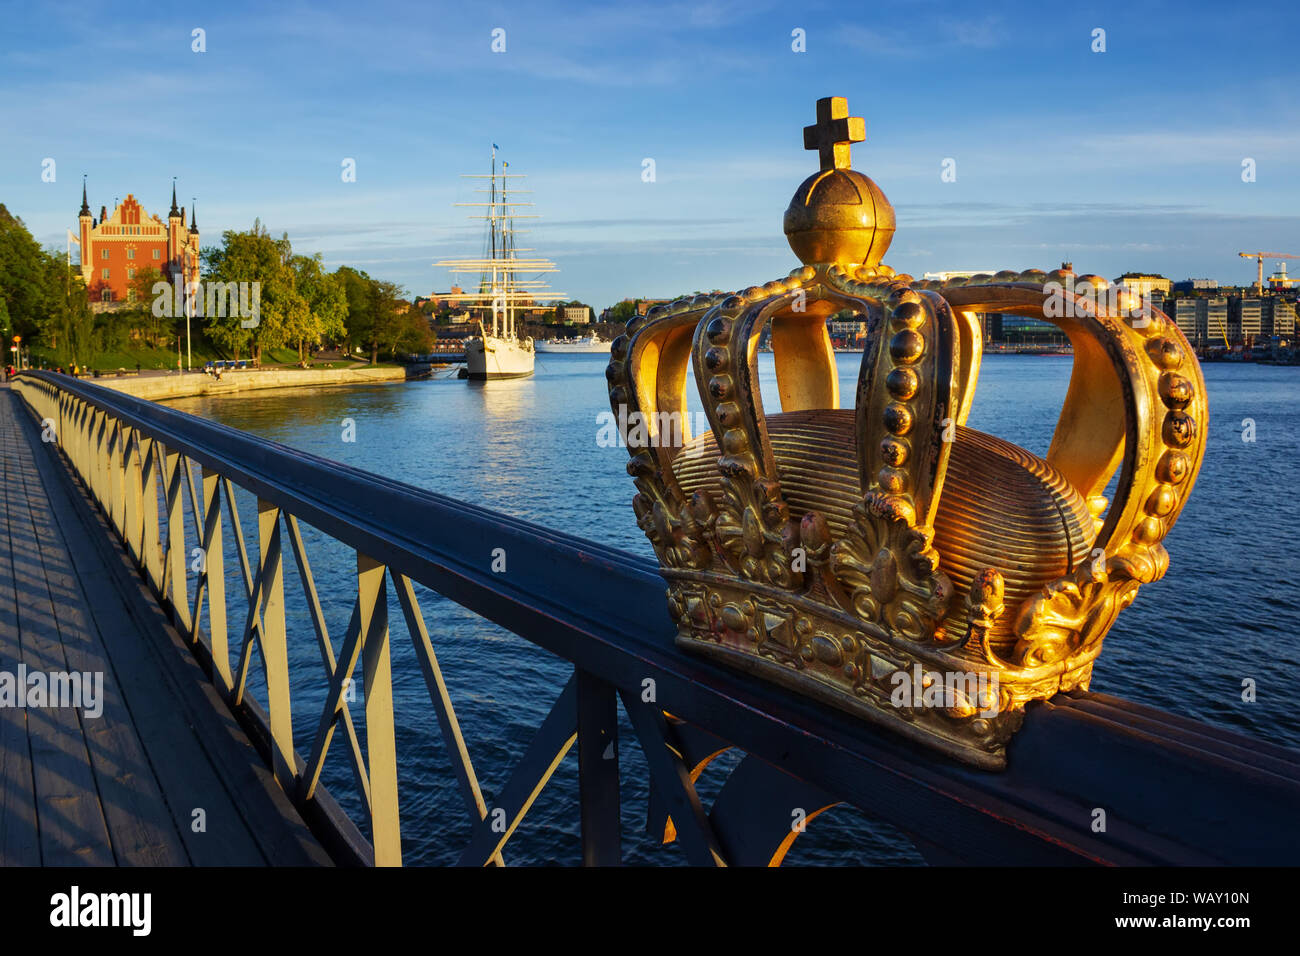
[1114,272,1172,298]
[829,315,868,343]
[981,312,1003,341]
[430,286,466,309]
[1173,278,1218,293]
[998,313,1069,346]
[76,181,200,306]
[1172,298,1200,342]
[1233,298,1263,342]
[1262,297,1296,337]
[1207,297,1231,343]
[561,306,592,324]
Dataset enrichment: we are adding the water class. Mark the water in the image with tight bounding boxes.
[163,353,1300,865]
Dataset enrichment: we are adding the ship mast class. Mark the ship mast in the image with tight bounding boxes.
[435,146,564,339]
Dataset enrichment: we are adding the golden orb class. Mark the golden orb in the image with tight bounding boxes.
[784,169,896,268]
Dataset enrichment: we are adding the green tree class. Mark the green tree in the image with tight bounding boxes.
[59,264,95,366]
[290,254,347,361]
[0,205,54,347]
[203,221,305,363]
[334,265,374,357]
[369,280,406,363]
[607,299,638,323]
[123,266,168,347]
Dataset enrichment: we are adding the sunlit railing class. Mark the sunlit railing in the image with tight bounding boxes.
[13,370,1300,867]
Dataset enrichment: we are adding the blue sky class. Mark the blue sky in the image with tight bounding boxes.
[2,0,1297,308]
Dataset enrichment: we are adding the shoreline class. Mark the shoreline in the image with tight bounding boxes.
[89,364,419,401]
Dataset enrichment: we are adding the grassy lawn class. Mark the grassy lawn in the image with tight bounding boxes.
[32,342,229,372]
[28,341,383,373]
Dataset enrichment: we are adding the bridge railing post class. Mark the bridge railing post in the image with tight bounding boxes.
[357,554,401,866]
[576,668,621,866]
[162,446,191,634]
[89,407,106,510]
[139,437,162,592]
[122,427,143,567]
[254,499,295,792]
[107,419,124,537]
[198,467,231,693]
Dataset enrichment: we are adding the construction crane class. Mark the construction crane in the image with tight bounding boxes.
[1238,251,1300,293]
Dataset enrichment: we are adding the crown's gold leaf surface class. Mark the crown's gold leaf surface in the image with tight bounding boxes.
[606,98,1208,769]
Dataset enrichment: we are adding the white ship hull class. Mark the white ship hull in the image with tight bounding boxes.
[466,334,535,380]
[534,336,610,354]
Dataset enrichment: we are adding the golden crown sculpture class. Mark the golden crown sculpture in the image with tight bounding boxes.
[605,97,1207,768]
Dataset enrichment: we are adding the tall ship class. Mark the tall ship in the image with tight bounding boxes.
[435,147,563,380]
[535,334,611,354]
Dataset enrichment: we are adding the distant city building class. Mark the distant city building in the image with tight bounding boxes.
[1114,273,1172,298]
[981,313,1003,341]
[1172,298,1200,341]
[1172,278,1218,293]
[1233,298,1262,341]
[562,305,592,324]
[998,313,1068,346]
[1262,298,1296,337]
[430,286,466,309]
[1206,297,1230,343]
[1166,293,1295,346]
[75,181,200,305]
[1267,263,1294,289]
[829,316,868,343]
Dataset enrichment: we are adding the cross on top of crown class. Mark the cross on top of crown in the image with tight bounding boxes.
[803,96,866,171]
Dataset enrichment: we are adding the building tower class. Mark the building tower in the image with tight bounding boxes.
[78,178,93,286]
[185,199,200,289]
[167,179,184,290]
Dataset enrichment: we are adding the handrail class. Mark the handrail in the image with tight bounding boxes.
[12,370,1300,866]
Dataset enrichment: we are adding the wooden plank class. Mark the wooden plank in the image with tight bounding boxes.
[17,391,330,866]
[0,391,40,864]
[4,397,114,865]
[8,397,189,866]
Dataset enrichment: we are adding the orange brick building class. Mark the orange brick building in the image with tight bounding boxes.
[77,181,200,305]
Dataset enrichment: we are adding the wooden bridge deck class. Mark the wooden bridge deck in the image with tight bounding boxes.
[0,384,330,866]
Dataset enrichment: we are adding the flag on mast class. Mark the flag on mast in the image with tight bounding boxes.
[66,229,79,246]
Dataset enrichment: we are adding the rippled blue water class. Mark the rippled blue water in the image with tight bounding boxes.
[164,353,1300,865]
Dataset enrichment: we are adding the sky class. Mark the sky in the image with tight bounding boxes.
[2,0,1298,309]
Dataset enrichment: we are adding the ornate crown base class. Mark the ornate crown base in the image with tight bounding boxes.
[668,573,1102,769]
